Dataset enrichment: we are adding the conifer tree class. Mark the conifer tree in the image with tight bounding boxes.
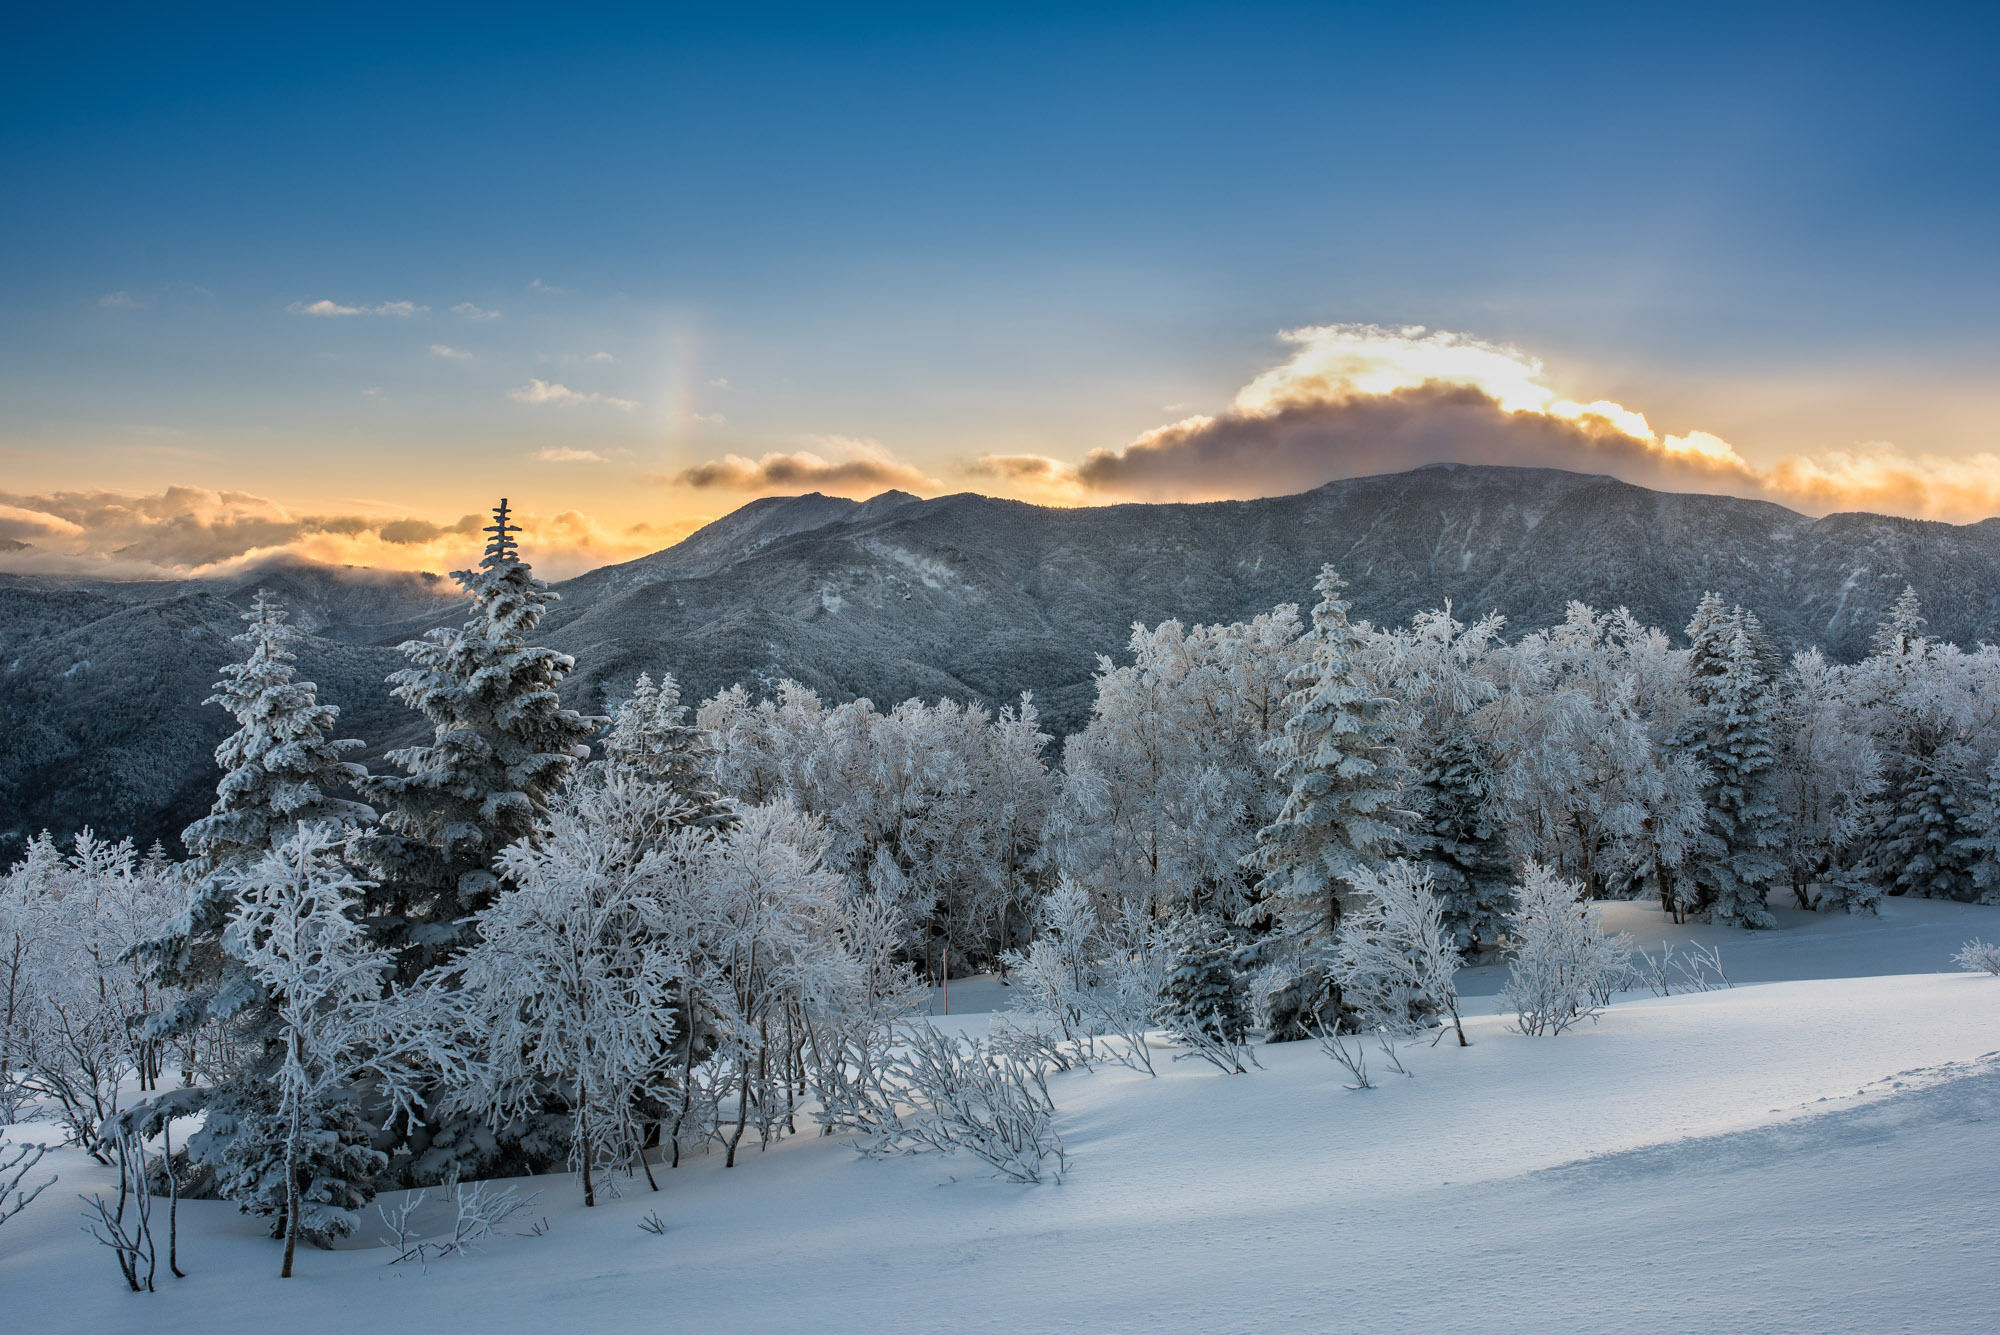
[1245,566,1406,965]
[602,672,731,829]
[1411,719,1515,951]
[360,500,596,967]
[1694,614,1784,926]
[136,590,373,1076]
[1872,583,1928,658]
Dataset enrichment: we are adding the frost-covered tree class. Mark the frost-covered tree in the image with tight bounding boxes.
[1957,754,2000,905]
[1050,609,1305,922]
[699,684,1053,971]
[423,773,694,1206]
[217,824,396,1277]
[602,672,730,828]
[1379,604,1513,950]
[1687,611,1784,926]
[1771,649,1882,911]
[1335,859,1466,1045]
[1246,567,1406,955]
[360,500,596,967]
[2,831,178,1154]
[1500,861,1632,1037]
[1157,915,1252,1047]
[1843,592,1993,901]
[132,590,374,1174]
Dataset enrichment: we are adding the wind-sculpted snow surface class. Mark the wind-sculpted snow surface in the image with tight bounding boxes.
[7,971,2000,1333]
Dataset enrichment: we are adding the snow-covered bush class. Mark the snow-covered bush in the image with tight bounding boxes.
[862,1022,1066,1184]
[0,1141,53,1228]
[1335,860,1467,1047]
[1953,939,2000,976]
[1501,862,1633,1037]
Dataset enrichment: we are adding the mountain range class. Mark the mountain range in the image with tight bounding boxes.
[7,462,2000,861]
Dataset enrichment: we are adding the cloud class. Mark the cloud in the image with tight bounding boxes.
[506,379,638,411]
[0,486,656,580]
[1068,324,2000,523]
[430,343,472,360]
[587,351,614,363]
[534,447,606,463]
[667,435,937,496]
[693,412,726,425]
[963,453,1090,505]
[287,298,430,317]
[98,291,144,310]
[526,278,568,294]
[451,302,501,319]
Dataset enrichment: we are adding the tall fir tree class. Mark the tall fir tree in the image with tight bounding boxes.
[1694,613,1784,926]
[359,500,596,968]
[1856,586,1979,900]
[1244,566,1406,960]
[131,590,374,1190]
[1872,583,1928,657]
[1412,719,1515,950]
[137,591,373,1042]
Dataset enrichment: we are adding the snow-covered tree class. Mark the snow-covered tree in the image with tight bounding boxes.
[424,773,695,1206]
[1843,592,1992,901]
[1500,861,1632,1036]
[217,824,396,1276]
[1958,753,2000,905]
[132,590,374,1176]
[2,831,178,1154]
[1771,649,1882,911]
[360,499,597,967]
[1334,859,1467,1046]
[1687,611,1784,926]
[699,684,1053,972]
[602,672,730,828]
[1246,567,1406,956]
[1378,604,1514,950]
[1050,609,1305,922]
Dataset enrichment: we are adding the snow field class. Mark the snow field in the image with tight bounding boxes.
[8,970,2000,1334]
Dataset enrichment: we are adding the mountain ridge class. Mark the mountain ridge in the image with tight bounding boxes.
[8,463,2000,859]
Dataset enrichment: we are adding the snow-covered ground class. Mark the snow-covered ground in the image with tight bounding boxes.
[10,923,2000,1333]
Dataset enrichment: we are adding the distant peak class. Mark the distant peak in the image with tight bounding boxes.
[856,489,922,517]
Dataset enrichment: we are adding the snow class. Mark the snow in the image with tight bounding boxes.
[10,939,2000,1332]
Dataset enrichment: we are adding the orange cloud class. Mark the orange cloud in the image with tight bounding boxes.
[1069,324,2000,523]
[0,487,662,582]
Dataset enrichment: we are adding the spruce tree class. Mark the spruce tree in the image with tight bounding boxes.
[137,590,373,1046]
[1244,566,1405,1017]
[1412,719,1515,951]
[359,499,596,968]
[1695,614,1784,926]
[601,671,731,828]
[1872,583,1928,657]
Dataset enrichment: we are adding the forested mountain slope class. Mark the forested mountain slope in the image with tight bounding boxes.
[7,463,2000,857]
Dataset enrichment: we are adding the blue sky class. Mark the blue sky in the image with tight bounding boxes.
[3,2,1996,574]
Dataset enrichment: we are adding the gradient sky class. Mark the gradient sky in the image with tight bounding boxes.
[3,2,1997,576]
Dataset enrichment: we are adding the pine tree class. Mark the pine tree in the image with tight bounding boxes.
[133,589,373,1152]
[1245,566,1406,975]
[1956,753,2000,906]
[1684,591,1732,695]
[601,672,731,828]
[359,500,597,968]
[1411,720,1515,951]
[1695,614,1784,926]
[1872,584,1928,658]
[1157,916,1251,1043]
